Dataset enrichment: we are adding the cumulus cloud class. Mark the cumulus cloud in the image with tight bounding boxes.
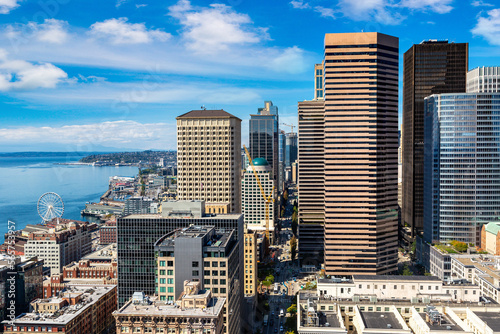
[268,46,308,74]
[90,18,171,44]
[168,0,269,53]
[0,50,68,91]
[314,6,335,18]
[290,0,310,9]
[471,8,500,45]
[0,120,177,150]
[0,0,20,14]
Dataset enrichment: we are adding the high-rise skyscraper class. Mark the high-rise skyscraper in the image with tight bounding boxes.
[322,32,399,275]
[424,93,500,245]
[402,41,468,246]
[249,101,279,190]
[285,132,297,168]
[278,130,286,193]
[298,97,325,266]
[176,110,241,214]
[241,158,275,242]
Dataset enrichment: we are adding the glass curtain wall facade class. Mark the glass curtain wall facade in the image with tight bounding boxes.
[402,41,468,245]
[424,93,500,245]
[285,133,297,168]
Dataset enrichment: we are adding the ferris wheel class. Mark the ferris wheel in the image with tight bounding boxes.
[37,192,64,223]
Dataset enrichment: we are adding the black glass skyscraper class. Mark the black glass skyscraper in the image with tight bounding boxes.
[402,40,468,247]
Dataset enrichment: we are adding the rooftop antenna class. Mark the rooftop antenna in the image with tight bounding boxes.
[201,105,206,110]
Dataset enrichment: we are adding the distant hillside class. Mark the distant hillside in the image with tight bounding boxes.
[79,150,177,164]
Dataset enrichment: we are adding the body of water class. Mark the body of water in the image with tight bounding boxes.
[0,155,138,242]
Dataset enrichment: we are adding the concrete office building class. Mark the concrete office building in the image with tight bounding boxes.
[24,221,94,274]
[154,226,241,334]
[176,109,241,214]
[285,132,297,168]
[402,40,468,247]
[243,230,257,298]
[278,130,286,192]
[3,285,117,334]
[249,101,279,191]
[321,32,399,275]
[298,89,325,266]
[117,200,243,306]
[424,93,500,245]
[467,66,500,93]
[114,283,225,334]
[241,158,275,242]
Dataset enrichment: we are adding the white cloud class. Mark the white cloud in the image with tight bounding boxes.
[0,0,19,14]
[268,46,307,74]
[0,49,68,91]
[5,19,69,45]
[471,8,500,45]
[399,0,453,14]
[90,17,171,44]
[168,0,269,53]
[116,0,128,8]
[290,0,310,9]
[136,4,147,8]
[0,121,177,150]
[290,0,454,24]
[314,6,335,18]
[471,0,493,7]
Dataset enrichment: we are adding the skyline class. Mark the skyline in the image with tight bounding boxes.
[1,0,500,151]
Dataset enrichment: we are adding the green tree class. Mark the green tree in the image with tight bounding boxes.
[402,264,412,276]
[287,304,297,315]
[283,189,289,202]
[291,212,298,236]
[290,236,297,260]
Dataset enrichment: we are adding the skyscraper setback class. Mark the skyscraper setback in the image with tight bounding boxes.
[176,110,242,214]
[402,41,468,246]
[298,33,399,275]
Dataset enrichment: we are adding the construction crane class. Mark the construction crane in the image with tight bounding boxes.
[243,145,275,242]
[282,123,295,134]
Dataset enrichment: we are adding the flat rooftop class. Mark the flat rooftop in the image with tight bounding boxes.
[419,313,463,331]
[155,226,232,249]
[353,275,441,282]
[116,296,225,318]
[122,213,242,220]
[82,243,117,261]
[453,256,500,281]
[3,285,115,325]
[360,312,403,330]
[474,312,500,331]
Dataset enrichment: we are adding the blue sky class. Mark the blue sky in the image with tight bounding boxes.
[0,0,499,152]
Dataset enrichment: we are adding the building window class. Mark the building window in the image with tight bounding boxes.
[192,261,199,267]
[159,261,165,267]
[192,270,199,276]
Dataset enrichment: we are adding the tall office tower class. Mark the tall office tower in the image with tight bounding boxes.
[117,200,243,306]
[424,93,500,245]
[298,97,325,267]
[241,158,275,242]
[285,132,297,168]
[177,110,241,214]
[322,32,399,275]
[467,66,500,93]
[155,226,241,334]
[278,130,286,193]
[243,230,257,298]
[249,101,279,186]
[402,40,468,246]
[314,62,324,99]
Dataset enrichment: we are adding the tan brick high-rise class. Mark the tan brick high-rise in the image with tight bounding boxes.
[323,33,399,275]
[177,110,241,214]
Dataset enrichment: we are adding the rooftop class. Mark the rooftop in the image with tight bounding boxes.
[485,222,500,236]
[3,285,115,325]
[360,311,403,330]
[176,109,241,121]
[474,312,500,331]
[122,213,243,220]
[418,313,463,332]
[352,275,441,282]
[155,226,232,250]
[115,295,225,318]
[82,243,117,262]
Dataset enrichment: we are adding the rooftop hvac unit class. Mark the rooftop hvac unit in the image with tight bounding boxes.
[387,324,392,328]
